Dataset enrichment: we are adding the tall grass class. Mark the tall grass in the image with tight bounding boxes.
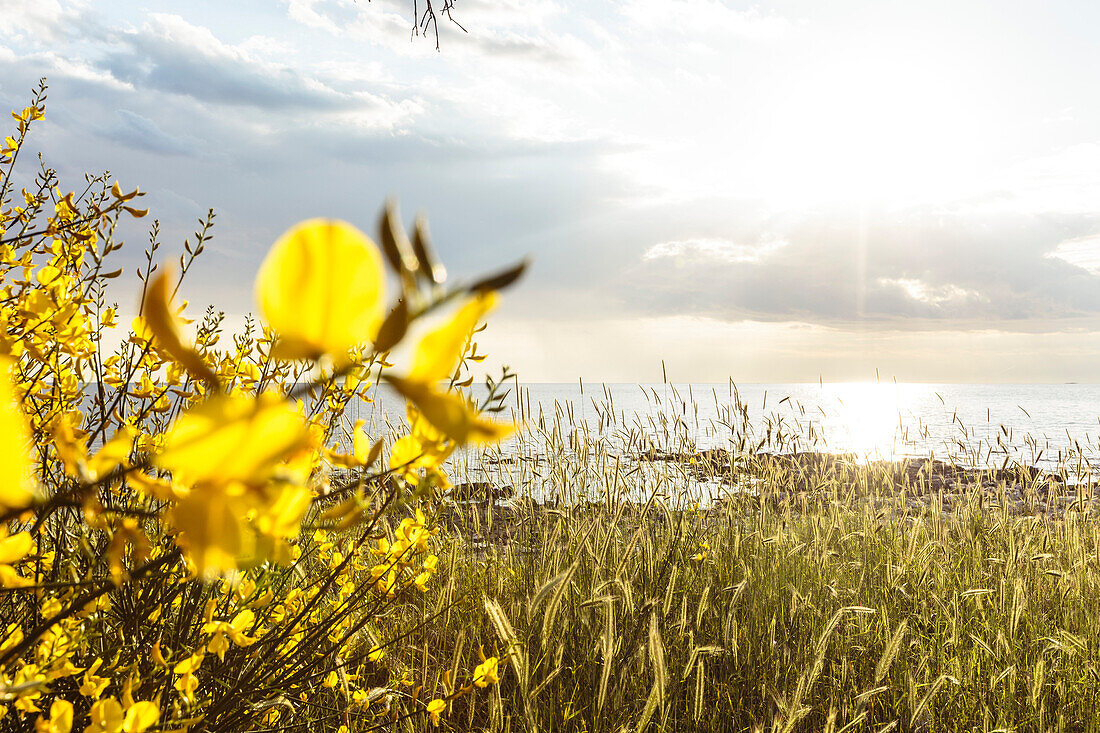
[391,385,1100,731]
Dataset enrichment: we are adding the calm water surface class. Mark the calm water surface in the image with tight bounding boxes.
[361,382,1100,471]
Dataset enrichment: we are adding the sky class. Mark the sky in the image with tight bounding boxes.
[3,0,1100,382]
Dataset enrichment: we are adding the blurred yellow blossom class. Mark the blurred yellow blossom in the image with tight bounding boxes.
[256,219,385,361]
[427,699,446,727]
[0,357,32,511]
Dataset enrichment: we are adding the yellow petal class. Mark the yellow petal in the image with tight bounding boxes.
[87,426,136,480]
[50,411,89,479]
[44,699,73,733]
[141,270,219,387]
[0,357,33,511]
[122,701,159,733]
[351,419,370,463]
[254,483,312,538]
[389,434,424,471]
[0,531,32,565]
[173,650,204,675]
[408,291,497,384]
[127,472,178,501]
[256,219,385,360]
[170,489,247,576]
[386,377,514,446]
[154,393,311,488]
[230,608,255,632]
[0,564,31,588]
[88,698,124,732]
[36,264,61,285]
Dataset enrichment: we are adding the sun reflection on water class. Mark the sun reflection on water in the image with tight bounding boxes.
[824,382,907,462]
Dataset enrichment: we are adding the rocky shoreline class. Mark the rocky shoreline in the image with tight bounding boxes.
[331,448,1100,553]
[639,448,1098,518]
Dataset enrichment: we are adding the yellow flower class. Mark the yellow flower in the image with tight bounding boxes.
[80,659,110,698]
[0,357,33,512]
[155,392,311,489]
[386,377,514,446]
[85,698,124,732]
[86,426,136,481]
[121,701,159,733]
[35,699,73,733]
[174,672,199,705]
[326,419,376,468]
[137,269,219,387]
[168,490,252,576]
[0,530,32,588]
[382,292,515,446]
[173,649,204,675]
[426,699,446,727]
[473,656,500,687]
[406,292,496,384]
[151,640,168,668]
[256,219,385,361]
[202,609,260,660]
[374,568,398,598]
[155,390,314,572]
[253,483,313,539]
[172,649,203,704]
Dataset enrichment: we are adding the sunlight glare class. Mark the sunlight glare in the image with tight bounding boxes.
[828,382,905,462]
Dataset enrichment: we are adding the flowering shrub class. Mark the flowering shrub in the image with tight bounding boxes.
[0,82,520,731]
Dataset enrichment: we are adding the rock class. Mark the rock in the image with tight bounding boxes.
[449,482,515,503]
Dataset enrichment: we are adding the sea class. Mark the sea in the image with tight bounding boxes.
[355,382,1100,473]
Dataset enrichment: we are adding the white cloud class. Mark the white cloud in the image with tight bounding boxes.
[621,0,791,41]
[285,0,351,35]
[0,43,132,94]
[1046,234,1100,275]
[876,278,987,307]
[1002,142,1100,216]
[0,0,88,43]
[7,0,1100,381]
[642,237,786,264]
[623,209,1100,325]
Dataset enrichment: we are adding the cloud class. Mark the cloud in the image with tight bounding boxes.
[0,45,132,95]
[620,208,1100,328]
[7,0,1100,384]
[98,13,415,124]
[104,109,196,155]
[876,278,987,308]
[643,237,786,264]
[1047,234,1100,274]
[102,13,340,109]
[621,0,792,41]
[0,0,93,44]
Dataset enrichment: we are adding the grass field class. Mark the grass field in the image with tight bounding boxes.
[379,393,1100,732]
